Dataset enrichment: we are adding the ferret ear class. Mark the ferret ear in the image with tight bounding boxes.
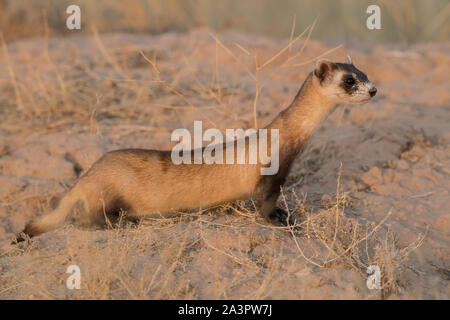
[346,54,353,64]
[314,59,336,84]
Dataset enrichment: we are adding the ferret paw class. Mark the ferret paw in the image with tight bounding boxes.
[268,208,295,226]
[11,232,29,245]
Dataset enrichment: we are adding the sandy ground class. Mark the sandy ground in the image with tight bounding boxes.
[0,29,449,299]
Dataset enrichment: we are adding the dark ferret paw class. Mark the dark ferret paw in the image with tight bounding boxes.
[268,208,296,226]
[11,232,29,245]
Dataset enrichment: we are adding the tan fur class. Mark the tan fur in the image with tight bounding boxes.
[17,60,376,240]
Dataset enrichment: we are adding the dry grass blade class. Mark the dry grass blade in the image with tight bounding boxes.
[0,32,23,112]
[258,22,311,70]
[290,44,343,67]
[208,32,256,81]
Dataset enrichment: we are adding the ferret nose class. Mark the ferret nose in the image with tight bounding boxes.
[369,87,377,97]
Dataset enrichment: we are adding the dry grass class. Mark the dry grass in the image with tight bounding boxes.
[0,168,426,299]
[0,0,449,43]
[0,12,447,298]
[280,165,427,298]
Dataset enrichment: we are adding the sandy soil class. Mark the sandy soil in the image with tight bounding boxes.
[0,29,449,299]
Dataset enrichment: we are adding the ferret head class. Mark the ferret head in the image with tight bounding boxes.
[312,57,377,104]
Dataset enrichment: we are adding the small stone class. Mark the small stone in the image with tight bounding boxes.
[310,275,331,288]
[396,160,410,170]
[361,166,383,186]
[383,169,395,183]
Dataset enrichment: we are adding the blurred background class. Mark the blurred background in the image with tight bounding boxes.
[0,0,449,43]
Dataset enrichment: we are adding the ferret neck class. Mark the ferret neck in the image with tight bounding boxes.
[266,72,336,160]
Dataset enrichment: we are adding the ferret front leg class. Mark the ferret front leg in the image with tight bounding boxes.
[255,191,293,226]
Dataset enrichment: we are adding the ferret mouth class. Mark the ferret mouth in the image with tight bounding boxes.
[349,96,372,104]
[361,97,372,103]
[359,92,375,102]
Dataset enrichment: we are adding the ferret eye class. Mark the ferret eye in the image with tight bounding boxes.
[344,77,355,86]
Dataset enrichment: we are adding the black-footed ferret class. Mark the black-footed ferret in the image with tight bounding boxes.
[16,57,376,241]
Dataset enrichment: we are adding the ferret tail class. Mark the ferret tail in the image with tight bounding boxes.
[14,188,81,242]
